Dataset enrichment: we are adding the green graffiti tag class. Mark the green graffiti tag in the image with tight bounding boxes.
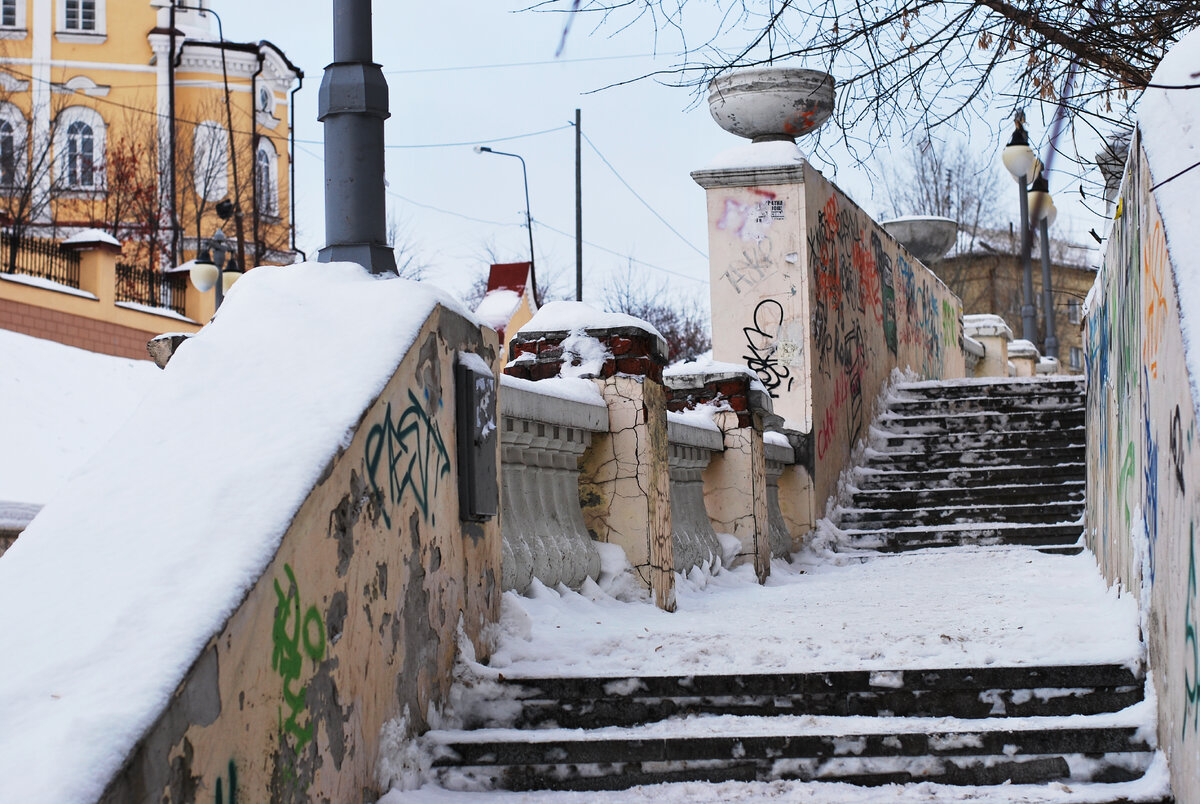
[364,390,451,529]
[214,759,237,804]
[271,564,326,752]
[1184,525,1200,739]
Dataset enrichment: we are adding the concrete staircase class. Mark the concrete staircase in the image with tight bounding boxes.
[832,376,1087,553]
[425,376,1168,800]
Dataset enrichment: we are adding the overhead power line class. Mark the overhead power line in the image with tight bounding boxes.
[385,53,659,75]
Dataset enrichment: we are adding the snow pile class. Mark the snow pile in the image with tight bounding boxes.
[473,288,521,332]
[1137,26,1200,410]
[0,329,158,506]
[665,353,769,396]
[0,261,469,804]
[667,404,721,433]
[499,374,605,408]
[518,300,664,342]
[61,227,121,246]
[701,140,805,172]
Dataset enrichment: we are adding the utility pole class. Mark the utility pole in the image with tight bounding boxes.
[317,0,396,274]
[575,107,582,301]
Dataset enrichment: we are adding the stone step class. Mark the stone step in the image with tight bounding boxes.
[865,445,1084,471]
[838,523,1083,552]
[874,428,1085,453]
[837,501,1083,529]
[878,409,1085,435]
[430,723,1154,791]
[893,379,1083,400]
[489,665,1141,730]
[848,481,1084,510]
[886,393,1085,416]
[852,463,1086,491]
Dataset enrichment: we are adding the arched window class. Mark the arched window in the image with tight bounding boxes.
[0,103,26,189]
[255,139,278,217]
[54,106,105,191]
[193,120,227,203]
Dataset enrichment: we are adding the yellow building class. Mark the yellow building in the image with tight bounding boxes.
[0,0,300,357]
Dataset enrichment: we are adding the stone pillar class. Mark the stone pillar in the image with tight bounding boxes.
[64,235,120,306]
[184,280,217,324]
[1008,338,1040,377]
[665,368,774,583]
[506,320,675,611]
[964,314,1013,378]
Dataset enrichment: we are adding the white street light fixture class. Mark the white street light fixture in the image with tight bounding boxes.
[1001,113,1038,344]
[189,229,235,310]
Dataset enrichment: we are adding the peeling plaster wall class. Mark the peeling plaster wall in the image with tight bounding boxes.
[802,163,965,509]
[1083,133,1200,803]
[702,409,771,582]
[99,307,501,804]
[578,374,675,611]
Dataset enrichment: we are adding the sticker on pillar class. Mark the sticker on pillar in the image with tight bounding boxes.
[456,352,498,522]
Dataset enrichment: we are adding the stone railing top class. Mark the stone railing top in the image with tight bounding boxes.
[499,374,608,432]
[515,301,667,356]
[666,365,774,429]
[964,314,1014,341]
[963,334,985,358]
[667,409,724,452]
[764,430,796,465]
[1009,338,1041,359]
[1036,356,1061,375]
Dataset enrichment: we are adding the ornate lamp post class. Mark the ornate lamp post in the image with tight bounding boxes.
[1028,175,1058,359]
[1001,113,1038,344]
[189,229,243,310]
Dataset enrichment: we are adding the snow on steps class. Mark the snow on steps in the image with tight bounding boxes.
[830,376,1089,553]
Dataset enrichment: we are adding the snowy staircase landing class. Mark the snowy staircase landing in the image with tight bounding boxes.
[830,376,1087,553]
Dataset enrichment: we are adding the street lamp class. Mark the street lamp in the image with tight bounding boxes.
[475,145,538,303]
[189,229,242,310]
[1001,113,1039,344]
[1028,174,1058,360]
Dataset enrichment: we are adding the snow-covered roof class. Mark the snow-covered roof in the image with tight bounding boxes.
[0,262,468,803]
[475,288,522,333]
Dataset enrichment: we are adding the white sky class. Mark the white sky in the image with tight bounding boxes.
[219,2,1109,307]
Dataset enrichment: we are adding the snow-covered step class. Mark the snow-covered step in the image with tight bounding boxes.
[485,664,1143,730]
[839,522,1083,552]
[873,427,1085,453]
[848,481,1084,510]
[837,501,1083,530]
[429,717,1156,791]
[885,395,1086,417]
[852,463,1087,491]
[864,445,1085,471]
[893,378,1083,401]
[877,409,1085,435]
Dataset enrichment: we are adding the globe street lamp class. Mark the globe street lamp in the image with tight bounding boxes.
[1001,113,1039,344]
[475,145,538,303]
[1028,175,1059,360]
[189,229,243,311]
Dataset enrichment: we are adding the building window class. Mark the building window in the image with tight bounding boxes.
[1067,299,1081,324]
[0,121,14,186]
[64,0,95,30]
[54,106,105,191]
[193,121,227,203]
[1069,346,1083,370]
[1,0,16,26]
[255,140,278,217]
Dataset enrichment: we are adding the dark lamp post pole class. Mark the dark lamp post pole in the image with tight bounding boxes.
[475,145,538,303]
[1002,114,1038,344]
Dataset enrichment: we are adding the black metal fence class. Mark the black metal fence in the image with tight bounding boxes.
[0,232,80,288]
[115,263,188,317]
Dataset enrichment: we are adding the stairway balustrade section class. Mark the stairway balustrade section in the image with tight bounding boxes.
[499,375,607,593]
[763,433,795,558]
[666,415,723,573]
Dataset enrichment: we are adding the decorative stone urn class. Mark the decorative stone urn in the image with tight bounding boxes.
[707,67,835,142]
[880,216,958,264]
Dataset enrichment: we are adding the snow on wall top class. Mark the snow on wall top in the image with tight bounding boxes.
[0,329,158,506]
[0,261,468,804]
[1138,26,1200,411]
[475,288,522,332]
[61,227,121,246]
[518,300,664,341]
[702,140,804,172]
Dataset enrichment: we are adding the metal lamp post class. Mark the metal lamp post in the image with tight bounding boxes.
[1001,113,1038,344]
[1028,175,1058,359]
[475,145,538,303]
[189,229,243,310]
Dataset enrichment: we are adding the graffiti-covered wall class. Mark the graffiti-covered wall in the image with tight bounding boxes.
[699,156,964,524]
[802,163,964,508]
[100,307,501,803]
[1084,132,1200,802]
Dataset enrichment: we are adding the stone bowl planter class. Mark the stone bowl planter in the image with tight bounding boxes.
[707,68,835,142]
[880,216,959,264]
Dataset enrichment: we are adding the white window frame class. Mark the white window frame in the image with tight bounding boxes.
[1067,299,1081,325]
[0,102,27,188]
[0,0,26,35]
[56,0,106,41]
[192,120,228,203]
[53,105,105,192]
[255,138,279,218]
[1069,346,1083,370]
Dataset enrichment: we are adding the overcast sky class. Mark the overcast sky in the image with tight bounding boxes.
[221,2,1105,308]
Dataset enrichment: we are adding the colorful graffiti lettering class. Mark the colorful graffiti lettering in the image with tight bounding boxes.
[1143,220,1168,379]
[1143,367,1159,582]
[1171,405,1188,492]
[365,391,451,529]
[1185,526,1200,739]
[742,299,793,397]
[272,564,326,753]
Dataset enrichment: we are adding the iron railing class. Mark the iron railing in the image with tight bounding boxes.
[115,263,188,317]
[0,232,80,288]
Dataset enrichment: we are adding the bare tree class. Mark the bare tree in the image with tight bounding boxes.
[387,213,428,281]
[603,263,711,362]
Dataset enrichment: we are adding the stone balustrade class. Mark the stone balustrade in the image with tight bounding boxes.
[763,432,796,558]
[499,374,607,594]
[666,415,724,573]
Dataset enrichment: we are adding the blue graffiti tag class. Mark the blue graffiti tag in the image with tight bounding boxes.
[364,391,451,529]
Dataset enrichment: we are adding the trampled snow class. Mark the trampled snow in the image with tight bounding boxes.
[0,328,158,506]
[0,261,470,804]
